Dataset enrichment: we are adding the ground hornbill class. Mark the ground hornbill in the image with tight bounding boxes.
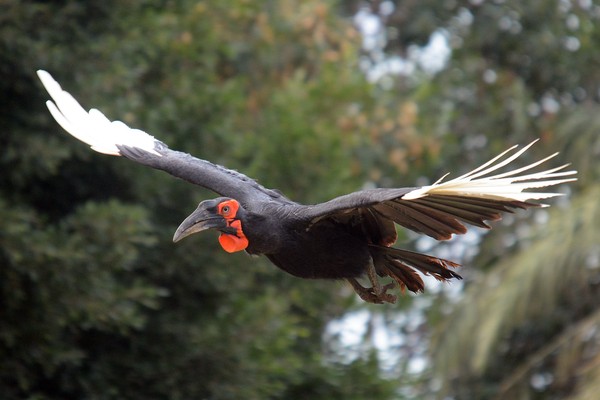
[37,70,577,304]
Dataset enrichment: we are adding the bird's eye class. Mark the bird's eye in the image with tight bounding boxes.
[222,206,230,214]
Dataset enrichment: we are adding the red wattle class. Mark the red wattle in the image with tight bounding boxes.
[218,233,248,253]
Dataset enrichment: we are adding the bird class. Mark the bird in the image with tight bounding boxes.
[37,70,577,304]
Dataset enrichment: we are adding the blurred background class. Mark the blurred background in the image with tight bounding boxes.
[1,1,599,399]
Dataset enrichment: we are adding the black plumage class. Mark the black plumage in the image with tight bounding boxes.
[37,70,577,304]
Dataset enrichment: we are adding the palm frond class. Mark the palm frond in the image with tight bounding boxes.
[431,185,600,396]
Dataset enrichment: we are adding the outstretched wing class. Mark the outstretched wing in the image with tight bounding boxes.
[305,140,577,241]
[37,70,285,205]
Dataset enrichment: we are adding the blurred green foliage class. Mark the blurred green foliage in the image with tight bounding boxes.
[2,0,599,399]
[1,1,400,398]
[347,1,600,398]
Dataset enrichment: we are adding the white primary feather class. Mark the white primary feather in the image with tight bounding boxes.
[402,140,577,203]
[37,70,161,156]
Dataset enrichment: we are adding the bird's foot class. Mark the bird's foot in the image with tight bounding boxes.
[347,278,397,304]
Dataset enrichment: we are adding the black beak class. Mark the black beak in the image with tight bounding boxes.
[173,209,228,243]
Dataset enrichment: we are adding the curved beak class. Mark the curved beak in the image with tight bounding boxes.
[172,210,228,243]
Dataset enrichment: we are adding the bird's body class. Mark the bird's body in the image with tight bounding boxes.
[267,220,372,280]
[120,143,404,281]
[37,70,577,303]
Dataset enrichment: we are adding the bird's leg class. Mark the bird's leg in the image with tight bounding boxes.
[347,278,384,304]
[346,261,397,304]
[366,260,397,304]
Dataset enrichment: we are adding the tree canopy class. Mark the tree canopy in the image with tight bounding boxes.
[1,1,598,399]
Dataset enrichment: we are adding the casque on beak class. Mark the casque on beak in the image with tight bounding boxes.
[172,209,228,243]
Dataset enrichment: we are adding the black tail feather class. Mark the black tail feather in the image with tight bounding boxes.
[370,245,462,293]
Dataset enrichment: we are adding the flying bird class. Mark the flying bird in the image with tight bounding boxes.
[37,70,577,304]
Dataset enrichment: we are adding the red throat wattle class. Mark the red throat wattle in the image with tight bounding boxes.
[219,220,248,253]
[217,200,249,253]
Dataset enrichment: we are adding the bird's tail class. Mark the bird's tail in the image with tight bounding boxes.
[369,245,462,293]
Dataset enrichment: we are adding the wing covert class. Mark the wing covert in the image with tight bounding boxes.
[117,142,284,203]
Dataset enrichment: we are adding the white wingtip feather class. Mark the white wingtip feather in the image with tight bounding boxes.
[402,141,577,203]
[37,70,161,157]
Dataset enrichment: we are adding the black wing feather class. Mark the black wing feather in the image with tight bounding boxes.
[302,140,573,241]
[381,200,469,239]
[36,69,289,207]
[117,141,290,206]
[304,189,541,241]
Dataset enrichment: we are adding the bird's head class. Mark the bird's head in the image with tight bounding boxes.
[173,197,249,253]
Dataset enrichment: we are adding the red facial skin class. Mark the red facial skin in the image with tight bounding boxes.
[217,200,248,253]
